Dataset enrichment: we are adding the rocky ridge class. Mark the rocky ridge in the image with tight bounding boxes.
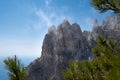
[27,16,120,80]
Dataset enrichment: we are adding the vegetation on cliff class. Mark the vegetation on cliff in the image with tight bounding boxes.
[92,0,120,15]
[62,35,120,80]
[4,55,27,80]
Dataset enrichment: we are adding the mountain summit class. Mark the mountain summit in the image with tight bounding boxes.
[27,16,120,80]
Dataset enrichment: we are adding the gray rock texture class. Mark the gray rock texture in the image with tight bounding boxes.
[27,16,120,80]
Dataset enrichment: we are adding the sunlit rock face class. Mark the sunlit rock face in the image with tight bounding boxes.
[27,16,120,80]
[92,16,120,41]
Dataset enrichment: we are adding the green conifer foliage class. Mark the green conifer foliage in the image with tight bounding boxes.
[91,0,120,14]
[62,35,120,80]
[4,55,27,80]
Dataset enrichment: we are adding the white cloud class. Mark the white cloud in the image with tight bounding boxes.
[33,8,72,31]
[0,5,70,58]
[45,0,52,6]
[36,9,52,27]
[15,3,72,58]
[31,0,73,32]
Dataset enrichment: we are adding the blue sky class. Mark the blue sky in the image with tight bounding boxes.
[0,0,112,58]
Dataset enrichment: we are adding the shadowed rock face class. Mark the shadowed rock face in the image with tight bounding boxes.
[27,16,120,80]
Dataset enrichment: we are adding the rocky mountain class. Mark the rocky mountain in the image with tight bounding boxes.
[27,16,120,80]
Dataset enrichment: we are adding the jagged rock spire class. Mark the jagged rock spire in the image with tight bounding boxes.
[93,18,99,29]
[63,18,68,23]
[48,25,56,33]
[102,16,120,30]
[27,16,120,80]
[60,18,70,28]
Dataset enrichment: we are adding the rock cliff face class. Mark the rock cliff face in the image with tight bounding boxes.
[27,16,120,80]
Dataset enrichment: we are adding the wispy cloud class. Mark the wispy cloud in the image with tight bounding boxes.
[33,8,72,31]
[29,4,72,58]
[0,0,70,58]
[36,9,52,27]
[45,0,52,5]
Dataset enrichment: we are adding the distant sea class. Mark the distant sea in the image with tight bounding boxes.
[0,57,37,80]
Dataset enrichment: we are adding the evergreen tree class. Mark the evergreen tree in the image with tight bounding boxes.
[91,0,120,14]
[4,55,27,80]
[92,35,120,80]
[62,35,120,80]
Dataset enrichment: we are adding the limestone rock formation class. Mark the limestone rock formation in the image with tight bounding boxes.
[27,16,120,80]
